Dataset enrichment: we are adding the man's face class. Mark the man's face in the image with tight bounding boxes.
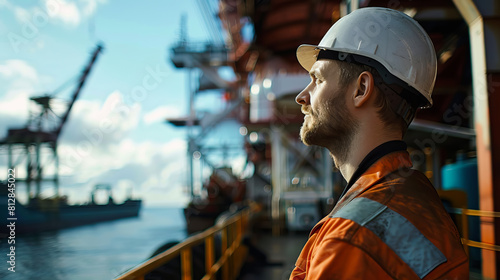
[296,60,358,157]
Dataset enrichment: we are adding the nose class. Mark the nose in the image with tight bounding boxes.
[295,87,310,105]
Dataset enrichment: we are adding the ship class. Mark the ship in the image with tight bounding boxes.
[0,45,145,236]
[0,182,141,235]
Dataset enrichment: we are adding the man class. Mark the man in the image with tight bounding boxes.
[291,7,469,279]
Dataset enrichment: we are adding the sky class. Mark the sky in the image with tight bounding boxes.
[0,0,244,206]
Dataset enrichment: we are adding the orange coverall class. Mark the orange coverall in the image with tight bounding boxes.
[290,149,469,279]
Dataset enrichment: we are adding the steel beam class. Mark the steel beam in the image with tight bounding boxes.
[453,0,499,278]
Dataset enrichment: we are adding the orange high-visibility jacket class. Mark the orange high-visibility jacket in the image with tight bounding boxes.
[290,150,469,280]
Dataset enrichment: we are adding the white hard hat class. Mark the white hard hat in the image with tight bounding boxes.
[297,7,437,108]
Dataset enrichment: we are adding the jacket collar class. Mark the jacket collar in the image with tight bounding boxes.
[333,149,413,211]
[340,140,408,199]
[309,143,412,236]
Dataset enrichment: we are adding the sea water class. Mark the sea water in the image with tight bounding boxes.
[0,207,186,280]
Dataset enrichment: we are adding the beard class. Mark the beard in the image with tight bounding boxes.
[299,92,358,165]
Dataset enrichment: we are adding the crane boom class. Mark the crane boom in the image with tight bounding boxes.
[54,44,104,138]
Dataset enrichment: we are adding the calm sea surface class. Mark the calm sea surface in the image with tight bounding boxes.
[0,207,187,280]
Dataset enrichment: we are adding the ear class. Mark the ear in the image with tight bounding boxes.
[353,71,375,108]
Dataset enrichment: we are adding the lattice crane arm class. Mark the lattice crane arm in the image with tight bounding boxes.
[54,43,104,138]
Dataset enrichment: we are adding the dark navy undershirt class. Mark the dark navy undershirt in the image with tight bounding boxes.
[338,140,408,201]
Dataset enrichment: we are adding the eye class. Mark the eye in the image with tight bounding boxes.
[315,75,323,84]
[309,72,323,86]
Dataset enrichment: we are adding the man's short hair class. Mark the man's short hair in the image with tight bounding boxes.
[334,60,410,136]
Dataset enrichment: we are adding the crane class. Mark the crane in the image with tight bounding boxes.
[1,44,104,204]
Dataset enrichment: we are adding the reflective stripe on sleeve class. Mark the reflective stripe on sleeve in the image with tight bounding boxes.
[330,197,447,279]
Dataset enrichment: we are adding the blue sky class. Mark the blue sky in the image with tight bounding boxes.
[0,0,244,206]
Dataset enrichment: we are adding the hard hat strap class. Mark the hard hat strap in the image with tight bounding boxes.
[317,49,421,125]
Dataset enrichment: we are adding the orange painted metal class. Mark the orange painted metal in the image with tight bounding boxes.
[476,121,496,278]
[451,0,498,277]
[487,73,500,278]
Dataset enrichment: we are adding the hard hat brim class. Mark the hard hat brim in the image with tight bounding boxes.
[296,44,321,72]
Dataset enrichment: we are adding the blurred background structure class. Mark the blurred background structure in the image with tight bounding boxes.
[1,0,500,279]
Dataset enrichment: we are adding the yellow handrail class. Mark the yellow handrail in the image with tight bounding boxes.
[115,204,258,280]
[450,207,500,255]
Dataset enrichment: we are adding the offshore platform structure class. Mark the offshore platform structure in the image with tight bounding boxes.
[167,0,336,234]
[1,44,103,204]
[214,0,338,234]
[167,3,242,196]
[167,2,250,233]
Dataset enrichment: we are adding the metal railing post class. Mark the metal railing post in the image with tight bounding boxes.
[205,235,215,280]
[181,248,192,280]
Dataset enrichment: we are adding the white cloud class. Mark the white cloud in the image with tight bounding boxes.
[2,0,105,28]
[59,90,141,145]
[143,105,183,125]
[0,59,40,138]
[45,0,81,26]
[0,93,30,138]
[0,59,38,81]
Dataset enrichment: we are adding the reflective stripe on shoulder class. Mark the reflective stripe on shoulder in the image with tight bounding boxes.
[330,197,447,279]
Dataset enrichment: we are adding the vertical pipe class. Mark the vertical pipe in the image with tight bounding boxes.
[452,1,496,277]
[488,72,500,276]
[467,17,496,265]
